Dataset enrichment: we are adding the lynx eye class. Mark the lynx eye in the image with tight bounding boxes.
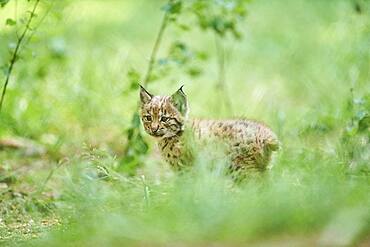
[160,116,169,122]
[143,115,152,122]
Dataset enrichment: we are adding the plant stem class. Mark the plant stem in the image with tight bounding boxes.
[215,35,233,114]
[141,175,150,208]
[124,1,173,163]
[35,158,65,196]
[0,0,41,113]
[142,2,171,86]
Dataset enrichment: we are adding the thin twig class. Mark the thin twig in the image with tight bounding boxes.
[15,0,19,38]
[215,35,233,114]
[142,1,171,86]
[24,1,55,48]
[0,0,41,113]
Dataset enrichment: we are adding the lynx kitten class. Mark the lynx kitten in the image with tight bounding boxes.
[139,85,279,173]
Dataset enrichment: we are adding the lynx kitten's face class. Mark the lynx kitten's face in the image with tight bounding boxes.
[139,86,188,138]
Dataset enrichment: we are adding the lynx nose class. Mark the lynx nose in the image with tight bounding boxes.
[152,123,159,133]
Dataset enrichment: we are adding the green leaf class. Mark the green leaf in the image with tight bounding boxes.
[345,125,357,137]
[0,0,9,8]
[162,0,182,15]
[27,10,38,18]
[358,115,370,132]
[196,51,208,61]
[127,68,141,90]
[176,23,190,31]
[5,18,16,26]
[187,66,202,77]
[131,112,141,128]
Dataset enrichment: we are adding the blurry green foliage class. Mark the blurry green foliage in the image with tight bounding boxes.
[340,90,370,173]
[162,0,182,16]
[0,0,369,244]
[153,41,207,81]
[5,18,16,26]
[120,112,149,175]
[126,68,141,92]
[188,0,251,39]
[0,0,9,8]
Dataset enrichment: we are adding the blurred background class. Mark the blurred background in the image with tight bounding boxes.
[0,0,369,245]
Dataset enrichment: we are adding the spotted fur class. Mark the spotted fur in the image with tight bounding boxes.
[139,85,279,172]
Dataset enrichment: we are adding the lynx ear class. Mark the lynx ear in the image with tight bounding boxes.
[170,85,188,116]
[139,84,153,104]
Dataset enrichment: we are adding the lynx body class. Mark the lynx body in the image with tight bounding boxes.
[139,86,279,172]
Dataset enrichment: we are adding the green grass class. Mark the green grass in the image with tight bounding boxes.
[0,0,369,246]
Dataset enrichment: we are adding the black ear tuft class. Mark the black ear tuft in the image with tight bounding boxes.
[139,84,153,104]
[170,85,188,116]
